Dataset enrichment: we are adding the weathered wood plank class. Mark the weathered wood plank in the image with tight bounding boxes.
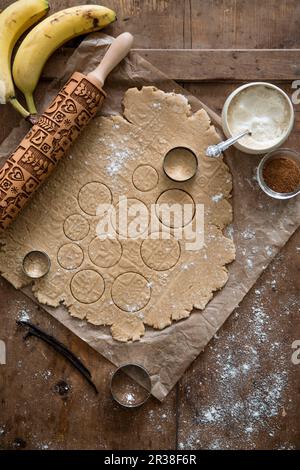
[2,0,300,50]
[183,0,192,49]
[190,0,300,49]
[137,49,300,81]
[41,49,300,82]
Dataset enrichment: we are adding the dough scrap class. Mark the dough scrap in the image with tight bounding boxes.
[0,86,235,341]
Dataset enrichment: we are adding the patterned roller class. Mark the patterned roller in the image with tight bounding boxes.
[0,72,105,231]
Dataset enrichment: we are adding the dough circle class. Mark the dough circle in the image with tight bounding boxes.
[70,269,105,304]
[132,165,159,191]
[111,272,151,312]
[156,189,195,228]
[88,236,122,268]
[78,182,112,216]
[57,243,84,270]
[141,234,180,271]
[64,214,89,241]
[112,198,149,238]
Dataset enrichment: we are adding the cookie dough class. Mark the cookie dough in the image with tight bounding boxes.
[0,87,235,342]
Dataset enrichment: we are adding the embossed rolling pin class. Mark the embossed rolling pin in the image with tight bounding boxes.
[0,32,134,232]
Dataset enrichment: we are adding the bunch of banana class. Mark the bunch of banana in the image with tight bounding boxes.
[0,0,49,118]
[13,5,117,114]
[0,1,116,118]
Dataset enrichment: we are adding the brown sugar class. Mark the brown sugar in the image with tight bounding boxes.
[262,157,300,193]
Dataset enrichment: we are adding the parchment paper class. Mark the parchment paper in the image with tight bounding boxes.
[1,34,299,401]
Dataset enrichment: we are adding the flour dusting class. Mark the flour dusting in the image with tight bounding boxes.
[106,147,133,176]
[211,193,223,203]
[178,271,297,450]
[18,308,30,322]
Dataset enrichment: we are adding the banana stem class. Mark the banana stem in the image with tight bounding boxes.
[25,93,38,114]
[9,97,30,118]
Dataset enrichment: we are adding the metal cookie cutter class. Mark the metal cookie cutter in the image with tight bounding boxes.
[110,363,152,408]
[22,250,51,279]
[163,146,198,182]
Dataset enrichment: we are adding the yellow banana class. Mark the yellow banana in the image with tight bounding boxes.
[0,0,49,117]
[13,5,117,114]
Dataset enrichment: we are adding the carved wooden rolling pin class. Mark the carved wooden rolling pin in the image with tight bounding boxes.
[0,32,133,232]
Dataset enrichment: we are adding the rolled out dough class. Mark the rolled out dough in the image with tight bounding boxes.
[0,87,235,342]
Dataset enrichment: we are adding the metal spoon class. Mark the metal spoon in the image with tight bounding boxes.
[206,129,251,158]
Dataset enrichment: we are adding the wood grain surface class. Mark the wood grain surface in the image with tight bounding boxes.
[41,49,300,82]
[0,0,299,450]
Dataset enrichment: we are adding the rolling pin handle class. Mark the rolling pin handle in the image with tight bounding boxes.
[87,32,134,88]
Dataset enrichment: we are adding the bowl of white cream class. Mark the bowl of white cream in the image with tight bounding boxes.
[222,82,294,154]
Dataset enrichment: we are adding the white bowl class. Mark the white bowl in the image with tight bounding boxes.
[222,82,294,155]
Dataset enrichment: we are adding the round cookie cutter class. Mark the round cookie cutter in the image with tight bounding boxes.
[163,146,198,182]
[110,363,152,408]
[22,250,51,279]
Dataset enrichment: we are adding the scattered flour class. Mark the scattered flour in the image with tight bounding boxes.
[106,148,133,176]
[242,228,256,240]
[181,262,195,271]
[225,224,234,239]
[41,370,52,380]
[271,279,277,290]
[125,393,135,403]
[18,309,30,322]
[265,246,273,257]
[178,283,295,450]
[39,443,50,450]
[211,193,223,203]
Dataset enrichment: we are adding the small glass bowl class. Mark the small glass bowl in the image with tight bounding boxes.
[257,148,300,199]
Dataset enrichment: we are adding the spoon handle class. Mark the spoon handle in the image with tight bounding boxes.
[206,129,250,158]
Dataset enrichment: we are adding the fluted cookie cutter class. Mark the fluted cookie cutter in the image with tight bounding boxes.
[110,363,152,408]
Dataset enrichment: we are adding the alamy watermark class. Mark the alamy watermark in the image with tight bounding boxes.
[291,80,300,104]
[291,340,300,365]
[0,340,6,365]
[95,196,204,251]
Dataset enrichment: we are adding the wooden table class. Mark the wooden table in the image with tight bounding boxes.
[0,0,299,450]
